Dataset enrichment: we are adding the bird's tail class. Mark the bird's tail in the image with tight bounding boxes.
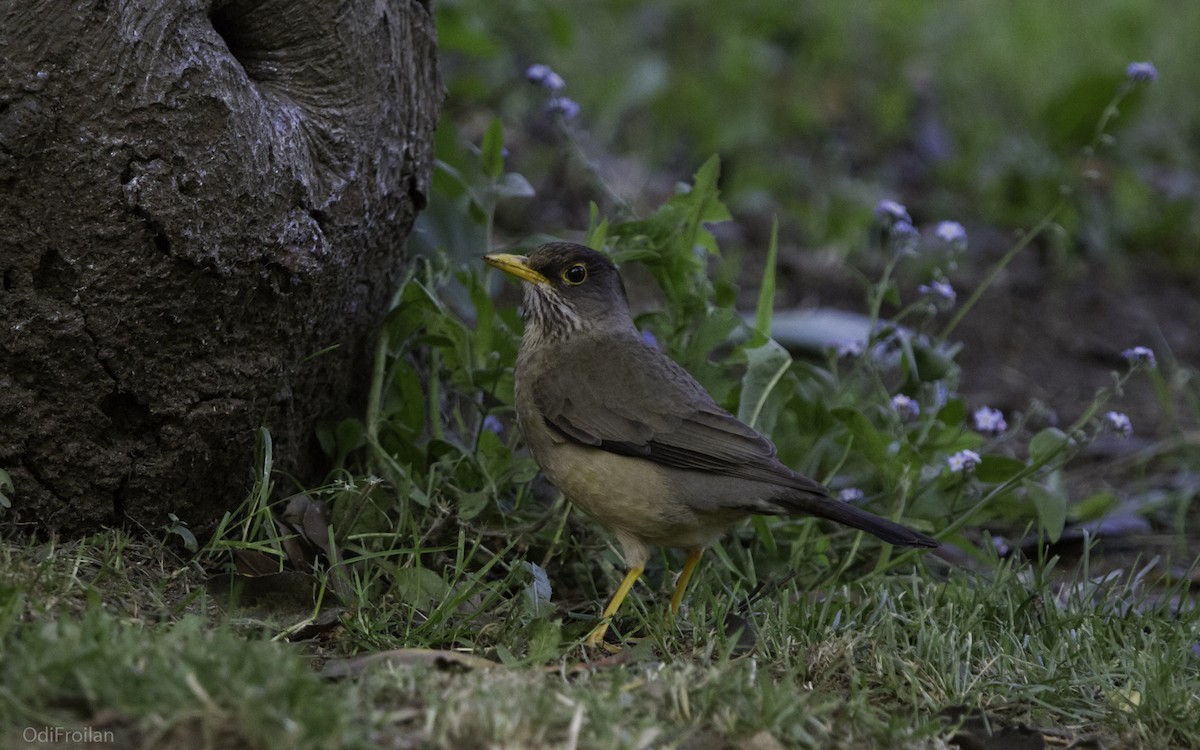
[779,491,938,548]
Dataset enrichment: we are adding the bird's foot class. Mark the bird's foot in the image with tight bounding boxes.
[584,621,645,652]
[584,621,620,652]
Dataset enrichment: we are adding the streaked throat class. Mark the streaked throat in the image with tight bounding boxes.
[522,284,583,344]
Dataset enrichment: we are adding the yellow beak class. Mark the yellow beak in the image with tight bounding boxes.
[484,253,551,286]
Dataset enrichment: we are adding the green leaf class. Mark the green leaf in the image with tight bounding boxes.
[832,407,891,471]
[738,339,792,430]
[935,398,966,427]
[882,279,901,306]
[507,457,540,485]
[494,172,535,199]
[480,118,505,180]
[974,455,1027,484]
[1025,476,1067,542]
[1073,491,1116,522]
[750,217,779,346]
[394,566,451,610]
[457,490,489,520]
[1029,427,1070,464]
[385,361,426,437]
[335,419,367,458]
[679,155,732,255]
[524,618,562,663]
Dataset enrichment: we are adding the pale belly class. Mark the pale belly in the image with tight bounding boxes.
[517,400,742,563]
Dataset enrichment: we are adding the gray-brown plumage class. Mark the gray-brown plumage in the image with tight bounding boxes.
[486,242,937,646]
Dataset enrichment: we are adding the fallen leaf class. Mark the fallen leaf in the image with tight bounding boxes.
[233,548,284,577]
[320,648,501,680]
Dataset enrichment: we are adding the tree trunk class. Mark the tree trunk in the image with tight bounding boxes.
[0,0,440,533]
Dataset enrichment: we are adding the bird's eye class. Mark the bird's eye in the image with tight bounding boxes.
[562,264,587,285]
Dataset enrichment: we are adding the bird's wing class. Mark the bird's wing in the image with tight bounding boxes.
[532,336,821,492]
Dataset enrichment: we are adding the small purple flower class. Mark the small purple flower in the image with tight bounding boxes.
[1121,346,1157,369]
[1126,61,1158,83]
[640,329,659,349]
[1103,411,1133,438]
[874,199,911,224]
[525,63,566,92]
[892,394,920,421]
[935,221,967,247]
[838,488,865,504]
[834,340,864,358]
[918,279,956,308]
[546,96,580,120]
[972,406,1007,435]
[947,449,981,474]
[482,415,504,434]
[889,219,920,256]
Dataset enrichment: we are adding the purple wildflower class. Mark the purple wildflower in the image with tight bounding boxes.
[525,64,566,92]
[546,97,580,120]
[889,220,920,256]
[947,449,981,474]
[918,279,956,308]
[1121,346,1157,369]
[1125,61,1158,83]
[972,406,1007,435]
[834,340,864,359]
[1103,411,1133,438]
[935,221,967,246]
[892,394,920,421]
[838,488,865,504]
[874,199,911,224]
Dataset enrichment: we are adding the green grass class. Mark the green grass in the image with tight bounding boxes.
[2,530,1197,748]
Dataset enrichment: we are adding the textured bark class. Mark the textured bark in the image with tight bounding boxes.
[0,0,440,533]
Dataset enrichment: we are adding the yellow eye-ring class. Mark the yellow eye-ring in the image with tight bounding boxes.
[562,263,587,285]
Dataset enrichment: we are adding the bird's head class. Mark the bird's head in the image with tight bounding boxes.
[485,243,634,341]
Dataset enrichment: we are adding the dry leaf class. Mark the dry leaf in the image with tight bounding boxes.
[320,648,501,680]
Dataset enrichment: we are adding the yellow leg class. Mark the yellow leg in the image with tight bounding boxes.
[669,547,704,616]
[584,564,644,647]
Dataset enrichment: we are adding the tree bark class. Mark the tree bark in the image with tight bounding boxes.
[0,0,440,533]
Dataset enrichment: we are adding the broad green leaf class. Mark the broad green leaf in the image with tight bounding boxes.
[394,566,451,610]
[1029,427,1070,464]
[457,490,489,520]
[1025,477,1067,542]
[974,455,1027,484]
[524,618,562,662]
[738,339,792,430]
[935,398,966,427]
[1073,491,1116,522]
[495,172,535,199]
[335,419,367,458]
[832,407,891,471]
[385,361,426,435]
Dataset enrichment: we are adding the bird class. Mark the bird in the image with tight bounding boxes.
[485,242,938,647]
